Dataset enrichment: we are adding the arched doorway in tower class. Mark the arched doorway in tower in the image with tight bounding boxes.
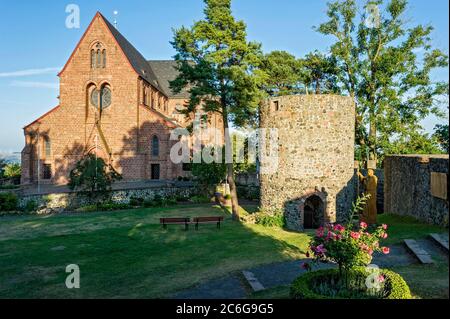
[303,195,325,229]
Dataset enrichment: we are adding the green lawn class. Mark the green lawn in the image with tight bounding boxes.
[0,207,447,299]
[0,204,310,298]
[377,214,447,245]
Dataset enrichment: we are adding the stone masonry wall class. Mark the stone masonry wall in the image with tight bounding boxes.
[18,185,198,213]
[260,95,356,231]
[384,155,449,226]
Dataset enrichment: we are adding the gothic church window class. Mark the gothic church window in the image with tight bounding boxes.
[91,43,106,69]
[44,137,51,157]
[152,135,160,157]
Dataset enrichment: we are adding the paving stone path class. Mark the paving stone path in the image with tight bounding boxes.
[172,239,447,299]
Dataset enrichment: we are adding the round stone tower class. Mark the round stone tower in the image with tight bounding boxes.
[259,95,356,231]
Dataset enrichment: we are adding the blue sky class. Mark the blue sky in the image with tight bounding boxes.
[0,0,448,154]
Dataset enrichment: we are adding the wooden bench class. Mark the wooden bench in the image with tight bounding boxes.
[160,218,191,231]
[193,216,224,230]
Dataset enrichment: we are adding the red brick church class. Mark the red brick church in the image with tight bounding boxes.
[21,12,223,185]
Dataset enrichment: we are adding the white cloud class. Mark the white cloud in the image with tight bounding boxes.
[0,67,60,78]
[10,81,58,89]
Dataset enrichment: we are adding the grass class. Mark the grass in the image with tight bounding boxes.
[378,214,447,245]
[0,204,310,298]
[0,207,447,299]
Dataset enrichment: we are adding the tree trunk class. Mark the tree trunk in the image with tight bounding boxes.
[222,110,240,221]
[368,117,377,162]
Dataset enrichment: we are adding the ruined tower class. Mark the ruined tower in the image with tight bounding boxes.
[259,95,356,231]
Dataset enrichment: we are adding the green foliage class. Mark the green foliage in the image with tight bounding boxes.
[224,194,232,200]
[170,0,264,128]
[433,124,449,153]
[68,154,122,198]
[379,131,443,162]
[192,149,227,195]
[301,50,340,94]
[0,185,20,190]
[23,200,38,213]
[255,211,285,228]
[129,197,144,207]
[0,192,18,211]
[2,163,21,178]
[76,202,131,213]
[232,133,257,175]
[0,159,7,178]
[316,0,449,161]
[290,267,412,299]
[259,50,303,96]
[189,195,211,204]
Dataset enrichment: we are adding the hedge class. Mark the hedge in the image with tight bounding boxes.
[290,267,412,299]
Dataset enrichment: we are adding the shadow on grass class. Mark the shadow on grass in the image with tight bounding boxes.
[0,203,310,298]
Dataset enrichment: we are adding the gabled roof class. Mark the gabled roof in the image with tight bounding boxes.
[58,12,164,94]
[147,60,190,99]
[100,14,162,91]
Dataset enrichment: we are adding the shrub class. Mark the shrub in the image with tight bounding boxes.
[129,197,144,206]
[190,195,211,204]
[23,199,38,212]
[255,211,285,228]
[290,267,411,299]
[0,192,18,211]
[3,163,21,178]
[304,195,389,276]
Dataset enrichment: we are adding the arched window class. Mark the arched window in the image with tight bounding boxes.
[91,50,96,68]
[44,137,51,157]
[102,49,106,68]
[152,135,159,157]
[96,49,101,68]
[91,43,106,69]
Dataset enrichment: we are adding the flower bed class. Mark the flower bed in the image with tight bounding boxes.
[290,267,412,299]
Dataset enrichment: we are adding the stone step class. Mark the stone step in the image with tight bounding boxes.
[404,239,434,264]
[429,233,449,252]
[242,270,265,292]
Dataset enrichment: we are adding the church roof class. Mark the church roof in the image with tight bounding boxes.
[147,60,190,99]
[100,13,163,92]
[101,14,189,99]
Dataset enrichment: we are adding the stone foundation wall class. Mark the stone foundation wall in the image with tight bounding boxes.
[18,185,198,214]
[384,155,449,226]
[259,95,356,231]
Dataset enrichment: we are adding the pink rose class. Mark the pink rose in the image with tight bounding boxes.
[378,275,385,283]
[350,232,361,240]
[367,249,374,256]
[382,224,388,230]
[381,232,388,239]
[333,224,345,232]
[382,247,390,255]
[360,222,368,229]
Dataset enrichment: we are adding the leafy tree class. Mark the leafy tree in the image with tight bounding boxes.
[170,0,264,220]
[232,132,257,175]
[192,148,227,196]
[378,131,442,163]
[68,154,122,200]
[317,0,449,163]
[301,51,340,94]
[3,163,21,178]
[433,124,449,153]
[259,51,303,96]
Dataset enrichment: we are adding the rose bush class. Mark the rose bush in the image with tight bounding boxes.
[303,195,390,276]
